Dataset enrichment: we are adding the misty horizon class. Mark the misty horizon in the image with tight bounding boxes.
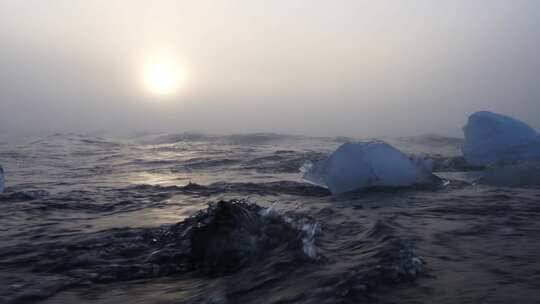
[2,1,540,138]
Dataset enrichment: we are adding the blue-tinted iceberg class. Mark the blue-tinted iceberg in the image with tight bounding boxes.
[303,141,438,194]
[462,111,540,166]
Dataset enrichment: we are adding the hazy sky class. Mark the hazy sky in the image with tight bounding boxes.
[1,0,540,138]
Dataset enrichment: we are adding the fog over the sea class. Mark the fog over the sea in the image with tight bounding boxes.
[1,1,540,138]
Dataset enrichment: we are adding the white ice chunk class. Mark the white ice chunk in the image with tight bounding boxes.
[462,111,540,166]
[479,158,540,187]
[303,141,438,194]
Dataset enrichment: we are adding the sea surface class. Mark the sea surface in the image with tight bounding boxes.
[1,133,539,304]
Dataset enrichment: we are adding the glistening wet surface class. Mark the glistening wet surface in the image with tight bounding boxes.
[1,133,539,303]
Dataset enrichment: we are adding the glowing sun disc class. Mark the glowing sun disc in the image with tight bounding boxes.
[143,61,184,95]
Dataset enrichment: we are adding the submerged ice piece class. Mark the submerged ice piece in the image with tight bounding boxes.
[0,165,4,193]
[304,141,438,194]
[462,111,540,166]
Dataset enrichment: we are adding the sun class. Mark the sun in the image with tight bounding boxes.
[143,60,184,96]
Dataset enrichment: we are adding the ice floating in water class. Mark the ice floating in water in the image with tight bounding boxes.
[479,158,540,187]
[0,165,4,193]
[304,141,438,194]
[462,111,540,166]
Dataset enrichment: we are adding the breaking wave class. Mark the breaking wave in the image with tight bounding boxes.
[0,199,422,303]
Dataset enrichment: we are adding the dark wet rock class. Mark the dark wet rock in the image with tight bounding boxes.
[185,200,311,273]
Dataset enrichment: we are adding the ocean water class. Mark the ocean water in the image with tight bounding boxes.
[1,133,539,304]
